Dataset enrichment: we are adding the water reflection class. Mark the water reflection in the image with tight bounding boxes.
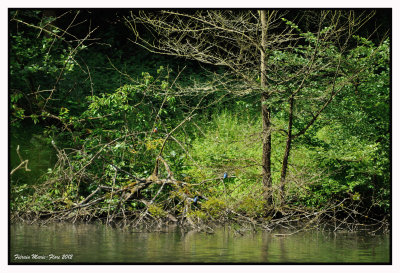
[10,223,390,264]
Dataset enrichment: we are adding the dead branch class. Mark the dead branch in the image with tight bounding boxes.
[10,145,31,175]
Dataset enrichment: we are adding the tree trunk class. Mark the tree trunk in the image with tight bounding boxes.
[260,10,272,203]
[261,93,272,197]
[280,95,294,199]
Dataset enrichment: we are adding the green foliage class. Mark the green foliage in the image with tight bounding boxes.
[285,42,389,210]
[10,11,82,125]
[201,197,227,218]
[315,38,390,210]
[187,210,208,221]
[148,204,168,218]
[10,184,31,211]
[187,108,261,181]
[235,195,266,218]
[9,9,390,221]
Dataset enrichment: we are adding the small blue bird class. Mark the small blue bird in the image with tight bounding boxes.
[223,172,228,179]
[153,127,158,133]
[193,196,199,204]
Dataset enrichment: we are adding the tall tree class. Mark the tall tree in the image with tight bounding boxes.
[260,10,272,201]
[126,9,378,203]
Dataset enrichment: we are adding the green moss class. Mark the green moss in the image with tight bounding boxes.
[235,196,266,218]
[188,210,208,220]
[201,197,226,218]
[148,204,167,218]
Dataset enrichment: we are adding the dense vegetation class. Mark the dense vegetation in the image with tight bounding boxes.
[9,9,390,232]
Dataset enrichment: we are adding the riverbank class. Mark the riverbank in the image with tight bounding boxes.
[11,149,389,235]
[11,197,389,235]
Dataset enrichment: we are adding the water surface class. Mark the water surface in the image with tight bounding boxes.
[10,223,390,264]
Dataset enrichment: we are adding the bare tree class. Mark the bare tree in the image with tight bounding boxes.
[125,9,378,204]
[127,10,293,202]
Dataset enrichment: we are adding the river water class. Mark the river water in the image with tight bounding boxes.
[9,223,390,264]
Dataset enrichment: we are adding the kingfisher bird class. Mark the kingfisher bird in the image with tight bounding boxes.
[153,127,158,133]
[223,172,228,179]
[193,196,199,204]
